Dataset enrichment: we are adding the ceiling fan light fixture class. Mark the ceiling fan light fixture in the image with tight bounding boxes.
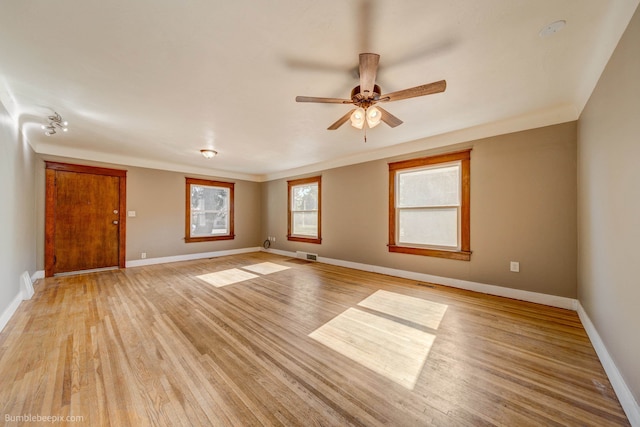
[295,52,445,134]
[366,106,382,128]
[350,107,365,129]
[200,149,217,159]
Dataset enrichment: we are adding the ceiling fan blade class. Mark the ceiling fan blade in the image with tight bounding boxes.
[359,53,379,99]
[379,80,446,102]
[376,106,403,128]
[296,96,353,104]
[328,109,356,130]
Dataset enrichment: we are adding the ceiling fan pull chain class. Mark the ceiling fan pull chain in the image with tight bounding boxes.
[364,127,367,143]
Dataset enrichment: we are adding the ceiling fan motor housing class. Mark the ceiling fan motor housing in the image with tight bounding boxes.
[351,84,382,104]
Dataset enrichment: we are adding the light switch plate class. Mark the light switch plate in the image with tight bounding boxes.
[510,261,520,272]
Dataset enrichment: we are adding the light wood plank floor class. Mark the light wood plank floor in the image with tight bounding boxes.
[0,252,629,426]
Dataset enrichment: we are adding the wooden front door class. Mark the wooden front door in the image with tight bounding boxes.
[45,162,127,277]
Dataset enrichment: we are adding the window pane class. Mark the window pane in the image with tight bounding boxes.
[398,165,459,207]
[398,208,458,248]
[190,185,229,237]
[292,183,318,211]
[292,211,318,236]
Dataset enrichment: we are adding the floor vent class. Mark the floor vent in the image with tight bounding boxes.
[296,251,318,262]
[417,283,437,289]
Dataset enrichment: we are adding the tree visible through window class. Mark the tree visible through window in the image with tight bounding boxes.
[287,176,321,244]
[185,178,234,243]
[389,150,471,261]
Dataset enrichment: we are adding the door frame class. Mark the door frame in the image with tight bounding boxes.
[45,161,127,277]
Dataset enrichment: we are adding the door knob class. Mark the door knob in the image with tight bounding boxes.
[113,210,119,214]
[113,220,119,225]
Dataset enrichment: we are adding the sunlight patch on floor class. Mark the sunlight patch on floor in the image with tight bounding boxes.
[196,268,258,287]
[242,262,290,275]
[357,289,448,329]
[309,307,436,390]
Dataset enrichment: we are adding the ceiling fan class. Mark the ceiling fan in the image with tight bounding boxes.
[295,53,446,133]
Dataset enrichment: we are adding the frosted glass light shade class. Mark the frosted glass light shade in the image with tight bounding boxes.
[350,107,365,129]
[366,106,381,128]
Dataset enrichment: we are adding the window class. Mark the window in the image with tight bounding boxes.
[185,178,234,243]
[388,150,471,260]
[287,176,321,244]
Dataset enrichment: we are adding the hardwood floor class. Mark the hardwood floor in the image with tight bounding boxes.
[0,252,629,426]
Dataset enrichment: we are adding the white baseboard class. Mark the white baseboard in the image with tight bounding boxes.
[577,302,640,426]
[126,247,261,268]
[31,270,44,281]
[262,248,577,310]
[0,292,23,334]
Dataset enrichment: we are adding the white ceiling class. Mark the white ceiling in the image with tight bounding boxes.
[1,1,638,181]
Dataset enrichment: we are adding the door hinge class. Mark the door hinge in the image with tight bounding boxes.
[53,255,57,265]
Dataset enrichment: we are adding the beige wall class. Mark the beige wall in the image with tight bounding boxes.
[35,156,262,269]
[577,4,640,405]
[126,167,261,259]
[263,121,578,298]
[0,102,37,318]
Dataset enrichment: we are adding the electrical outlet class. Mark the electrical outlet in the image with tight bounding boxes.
[510,261,520,272]
[141,252,147,259]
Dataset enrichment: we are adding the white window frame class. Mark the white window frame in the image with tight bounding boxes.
[396,161,462,251]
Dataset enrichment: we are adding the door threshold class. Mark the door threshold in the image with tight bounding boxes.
[54,267,119,277]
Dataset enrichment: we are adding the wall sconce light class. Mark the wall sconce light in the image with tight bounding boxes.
[200,149,218,159]
[41,112,68,136]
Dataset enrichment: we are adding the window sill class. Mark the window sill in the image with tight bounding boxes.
[185,235,235,243]
[287,235,322,244]
[388,245,471,261]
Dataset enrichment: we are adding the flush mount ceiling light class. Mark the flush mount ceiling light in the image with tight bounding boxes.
[41,112,68,136]
[200,149,218,159]
[539,20,566,38]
